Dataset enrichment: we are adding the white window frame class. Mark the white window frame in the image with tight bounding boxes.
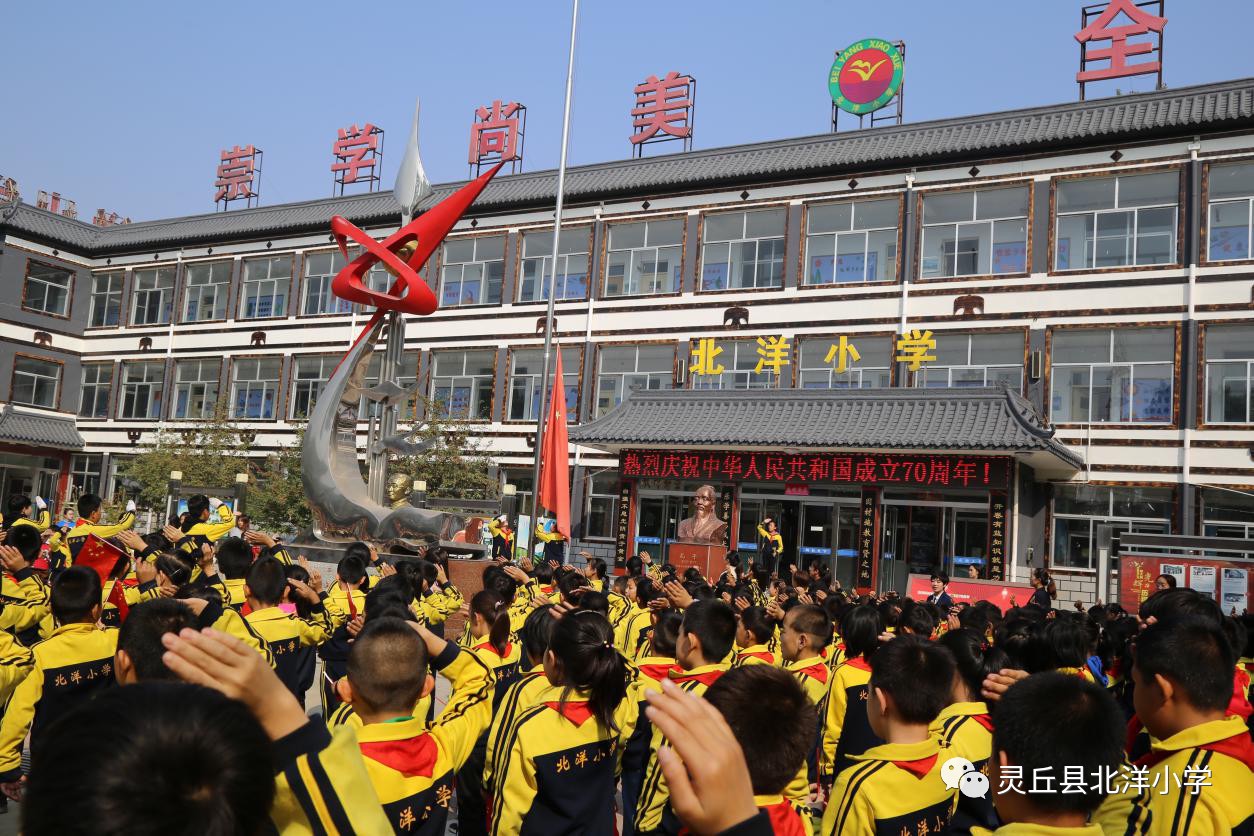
[1055,174,1179,271]
[230,358,281,420]
[239,257,291,320]
[508,348,580,421]
[88,273,123,327]
[519,229,589,303]
[429,350,495,420]
[688,340,780,390]
[69,454,103,500]
[79,363,113,419]
[301,251,352,316]
[595,345,674,417]
[183,261,231,322]
[11,357,60,408]
[290,355,336,419]
[584,472,620,540]
[1052,486,1172,571]
[797,337,892,389]
[803,198,899,284]
[1049,329,1175,425]
[1203,324,1254,424]
[920,187,1030,279]
[22,262,72,317]
[439,236,506,308]
[171,359,221,420]
[700,210,787,291]
[603,219,684,298]
[913,332,1025,390]
[130,267,176,326]
[118,361,165,420]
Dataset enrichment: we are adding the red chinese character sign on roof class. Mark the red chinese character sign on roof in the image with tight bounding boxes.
[469,100,525,177]
[1075,0,1167,99]
[630,71,695,158]
[214,144,262,210]
[332,123,384,195]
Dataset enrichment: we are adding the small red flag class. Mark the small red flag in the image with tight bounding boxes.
[538,351,571,538]
[76,534,132,623]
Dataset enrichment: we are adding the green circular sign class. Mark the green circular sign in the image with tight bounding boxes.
[829,38,904,116]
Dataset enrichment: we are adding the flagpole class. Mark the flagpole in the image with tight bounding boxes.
[530,0,579,522]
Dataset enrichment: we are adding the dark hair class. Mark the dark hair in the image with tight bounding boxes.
[901,604,938,638]
[182,495,210,531]
[1032,567,1056,600]
[343,541,373,565]
[547,611,628,732]
[215,537,253,580]
[520,605,557,665]
[558,571,589,602]
[244,556,287,606]
[587,557,608,580]
[364,577,417,624]
[534,563,555,585]
[52,566,102,625]
[786,604,832,647]
[651,610,682,657]
[992,672,1124,814]
[738,606,776,646]
[877,599,902,630]
[4,494,31,526]
[347,617,429,714]
[1154,573,1177,589]
[625,556,643,577]
[635,576,660,608]
[930,572,949,585]
[578,590,610,617]
[705,666,815,794]
[1139,587,1223,627]
[336,554,367,586]
[77,493,102,519]
[117,599,194,682]
[939,627,1010,700]
[481,565,518,604]
[23,683,274,835]
[470,590,510,656]
[7,524,42,563]
[724,552,740,570]
[995,613,1042,670]
[842,604,884,661]
[1028,613,1091,672]
[154,551,194,589]
[1134,616,1235,712]
[681,600,737,663]
[868,635,955,724]
[283,564,315,619]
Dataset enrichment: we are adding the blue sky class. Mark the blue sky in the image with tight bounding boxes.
[5,0,1251,222]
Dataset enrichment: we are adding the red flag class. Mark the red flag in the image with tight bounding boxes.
[75,534,131,623]
[538,350,571,538]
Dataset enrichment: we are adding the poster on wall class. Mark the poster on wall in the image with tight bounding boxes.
[1189,565,1217,596]
[1222,568,1249,615]
[1160,563,1186,585]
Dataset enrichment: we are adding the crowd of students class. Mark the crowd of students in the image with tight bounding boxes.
[0,493,1250,835]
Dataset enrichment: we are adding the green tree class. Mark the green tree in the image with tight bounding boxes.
[248,426,313,534]
[119,408,252,513]
[387,396,499,500]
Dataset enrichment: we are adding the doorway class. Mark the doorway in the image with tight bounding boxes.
[879,499,991,593]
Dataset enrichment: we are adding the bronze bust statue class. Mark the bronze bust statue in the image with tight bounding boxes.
[676,484,728,545]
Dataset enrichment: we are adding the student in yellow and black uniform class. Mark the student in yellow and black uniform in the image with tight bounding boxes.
[933,627,1006,833]
[203,537,256,612]
[331,615,494,836]
[734,605,778,667]
[757,517,783,575]
[319,548,371,716]
[0,526,53,641]
[779,604,832,793]
[484,605,559,797]
[241,556,331,699]
[1098,617,1254,835]
[820,603,885,785]
[459,590,522,836]
[583,556,609,593]
[491,609,636,836]
[622,609,681,836]
[635,599,736,835]
[974,671,1127,836]
[616,576,658,661]
[60,494,135,572]
[1,494,50,536]
[488,514,514,561]
[177,494,235,553]
[607,574,634,636]
[0,566,118,790]
[820,635,958,836]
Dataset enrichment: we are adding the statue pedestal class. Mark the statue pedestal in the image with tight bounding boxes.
[666,542,723,580]
[446,558,494,638]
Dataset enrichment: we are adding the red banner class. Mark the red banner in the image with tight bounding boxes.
[619,449,1010,490]
[1119,554,1252,615]
[906,573,1034,609]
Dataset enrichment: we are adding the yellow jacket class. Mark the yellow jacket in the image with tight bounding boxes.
[734,643,778,667]
[0,632,33,712]
[244,605,332,697]
[8,509,51,533]
[61,512,135,568]
[0,623,117,780]
[178,505,235,551]
[615,605,654,661]
[0,569,51,637]
[270,720,394,835]
[821,656,883,782]
[820,737,957,836]
[930,701,993,767]
[972,825,1104,836]
[484,663,551,791]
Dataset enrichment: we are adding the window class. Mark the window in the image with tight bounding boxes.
[79,363,114,418]
[230,358,281,419]
[69,454,103,500]
[1201,489,1254,550]
[130,267,176,326]
[359,351,421,423]
[1204,324,1254,423]
[701,209,786,290]
[1052,485,1172,569]
[914,332,1024,390]
[355,263,394,313]
[440,236,506,307]
[519,229,589,302]
[921,186,1029,278]
[171,359,221,420]
[1207,162,1254,262]
[118,361,165,419]
[596,345,674,416]
[689,339,780,390]
[1050,328,1174,424]
[805,198,898,283]
[585,472,620,539]
[798,336,892,388]
[430,350,495,420]
[301,252,353,316]
[604,219,683,297]
[290,355,336,419]
[1055,172,1179,270]
[88,273,123,327]
[239,257,291,319]
[22,261,72,317]
[508,347,580,421]
[183,261,231,321]
[11,357,60,408]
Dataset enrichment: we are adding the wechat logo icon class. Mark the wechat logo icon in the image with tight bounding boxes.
[941,756,989,799]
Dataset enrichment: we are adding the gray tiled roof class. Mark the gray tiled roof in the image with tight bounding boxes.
[569,386,1084,469]
[0,407,85,451]
[4,77,1253,255]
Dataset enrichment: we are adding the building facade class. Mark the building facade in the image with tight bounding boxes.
[2,78,1253,602]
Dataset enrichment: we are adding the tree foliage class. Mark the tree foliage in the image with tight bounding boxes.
[387,395,499,501]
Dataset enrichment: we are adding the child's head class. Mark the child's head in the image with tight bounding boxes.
[1026,612,1089,672]
[77,493,103,522]
[558,570,589,603]
[544,611,628,731]
[341,617,431,719]
[243,556,287,608]
[650,610,682,658]
[735,605,776,649]
[705,666,815,796]
[930,572,949,593]
[363,577,417,623]
[481,565,518,604]
[52,566,102,626]
[519,605,557,668]
[990,672,1124,825]
[6,524,41,564]
[724,552,740,571]
[336,554,367,588]
[938,627,1010,703]
[1132,616,1235,741]
[115,599,194,684]
[841,604,883,661]
[215,537,253,580]
[23,682,274,834]
[900,602,938,638]
[867,635,954,738]
[677,600,736,669]
[155,552,194,590]
[185,494,211,525]
[4,494,31,522]
[780,604,831,663]
[468,590,510,654]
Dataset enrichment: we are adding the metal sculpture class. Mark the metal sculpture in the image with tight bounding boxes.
[301,99,504,546]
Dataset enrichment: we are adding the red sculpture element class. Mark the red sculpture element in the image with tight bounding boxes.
[1075,0,1167,83]
[630,72,694,144]
[215,145,258,202]
[332,124,382,184]
[468,101,522,165]
[329,162,504,319]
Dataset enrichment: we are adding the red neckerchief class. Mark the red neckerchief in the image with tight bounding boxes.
[845,656,871,673]
[670,667,725,688]
[359,733,438,778]
[738,651,774,665]
[639,662,679,682]
[794,660,830,685]
[544,700,595,726]
[1135,730,1254,771]
[473,641,513,659]
[892,752,939,779]
[970,714,994,733]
